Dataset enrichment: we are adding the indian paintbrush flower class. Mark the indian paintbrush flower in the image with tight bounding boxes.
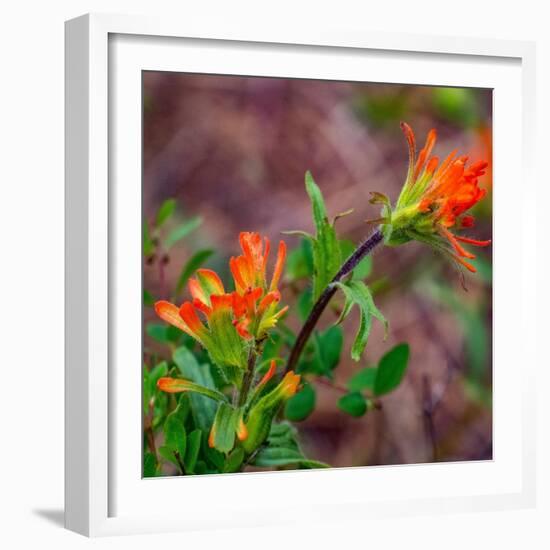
[230,232,288,340]
[154,232,288,385]
[373,122,491,273]
[156,269,247,380]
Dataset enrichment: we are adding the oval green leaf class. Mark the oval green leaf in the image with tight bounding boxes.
[284,383,316,422]
[373,343,410,396]
[337,392,367,417]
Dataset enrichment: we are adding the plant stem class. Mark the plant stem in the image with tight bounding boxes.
[238,347,258,407]
[284,228,384,374]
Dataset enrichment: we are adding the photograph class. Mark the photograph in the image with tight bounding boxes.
[141,72,493,477]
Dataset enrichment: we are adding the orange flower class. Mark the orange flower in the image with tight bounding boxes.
[230,232,286,294]
[375,122,491,273]
[277,371,301,399]
[155,268,247,372]
[154,234,288,375]
[229,232,288,339]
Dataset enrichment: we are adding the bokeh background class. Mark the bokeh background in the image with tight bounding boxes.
[143,72,492,467]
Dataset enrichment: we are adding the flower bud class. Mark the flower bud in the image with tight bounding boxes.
[242,371,300,454]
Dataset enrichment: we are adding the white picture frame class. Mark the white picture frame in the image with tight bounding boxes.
[65,12,537,537]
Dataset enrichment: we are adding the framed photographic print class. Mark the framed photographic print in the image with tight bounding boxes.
[65,13,536,536]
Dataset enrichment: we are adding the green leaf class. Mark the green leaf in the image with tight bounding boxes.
[286,238,314,281]
[339,239,355,262]
[164,216,202,249]
[317,325,343,373]
[184,429,202,474]
[202,436,225,471]
[374,343,410,396]
[175,249,214,294]
[223,447,245,473]
[148,361,168,380]
[164,413,187,465]
[284,383,316,422]
[253,446,302,466]
[143,452,158,478]
[158,446,179,468]
[352,256,373,281]
[173,347,217,432]
[266,422,300,450]
[146,323,181,344]
[305,171,341,301]
[143,289,155,307]
[337,392,367,417]
[172,394,191,424]
[261,332,284,364]
[253,446,329,468]
[210,402,240,454]
[156,198,177,227]
[297,288,313,322]
[143,222,154,257]
[334,280,388,361]
[145,361,169,422]
[339,239,372,280]
[158,378,226,402]
[347,367,378,393]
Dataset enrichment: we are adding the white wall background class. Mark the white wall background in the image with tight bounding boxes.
[0,1,547,548]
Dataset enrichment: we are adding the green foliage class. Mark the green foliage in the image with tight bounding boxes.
[334,280,388,361]
[175,249,214,294]
[165,216,202,249]
[315,326,343,374]
[284,383,316,422]
[162,407,187,472]
[304,171,341,300]
[210,402,241,454]
[337,392,367,417]
[158,446,180,468]
[202,434,226,471]
[339,239,373,281]
[143,222,154,257]
[156,198,177,227]
[252,423,329,469]
[373,343,410,396]
[432,87,479,128]
[261,332,285,365]
[184,429,202,474]
[143,361,169,428]
[146,323,182,344]
[143,452,159,478]
[286,238,314,281]
[298,326,344,378]
[347,367,377,392]
[354,92,407,127]
[297,288,313,322]
[223,447,245,473]
[143,289,155,307]
[173,346,217,432]
[338,344,410,417]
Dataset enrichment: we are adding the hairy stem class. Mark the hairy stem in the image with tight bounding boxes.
[284,228,384,374]
[238,347,258,407]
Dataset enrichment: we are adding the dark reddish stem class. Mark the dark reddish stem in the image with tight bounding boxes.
[284,229,384,374]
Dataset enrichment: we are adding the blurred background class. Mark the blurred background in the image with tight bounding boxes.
[143,72,492,468]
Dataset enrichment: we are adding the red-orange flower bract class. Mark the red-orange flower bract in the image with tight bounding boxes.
[229,231,288,339]
[154,232,288,379]
[373,122,491,273]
